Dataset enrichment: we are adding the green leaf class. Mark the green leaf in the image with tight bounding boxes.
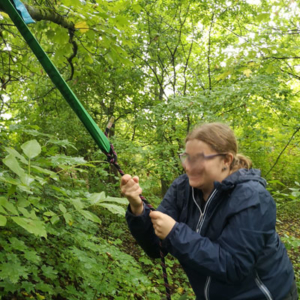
[31,165,59,180]
[12,217,47,238]
[22,129,51,138]
[63,213,73,225]
[24,251,41,265]
[105,53,115,64]
[0,262,28,283]
[268,180,286,187]
[266,64,275,74]
[0,197,19,215]
[20,174,35,186]
[35,282,53,293]
[0,215,7,226]
[88,192,106,205]
[132,4,142,13]
[3,154,25,177]
[35,176,47,186]
[7,184,17,197]
[70,198,84,210]
[50,215,60,225]
[98,203,125,216]
[0,175,32,194]
[256,13,270,22]
[105,196,128,205]
[46,139,77,150]
[0,175,21,186]
[59,204,67,213]
[178,293,189,300]
[18,207,31,218]
[63,0,81,7]
[115,15,129,28]
[0,205,7,215]
[41,265,58,280]
[21,140,41,159]
[216,70,231,81]
[18,207,37,220]
[17,185,33,194]
[21,281,35,293]
[0,11,11,20]
[49,185,69,197]
[78,210,101,224]
[17,197,30,208]
[43,211,56,217]
[50,155,86,166]
[9,237,27,251]
[5,147,28,165]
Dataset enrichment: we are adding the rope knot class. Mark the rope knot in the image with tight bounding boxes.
[106,146,117,164]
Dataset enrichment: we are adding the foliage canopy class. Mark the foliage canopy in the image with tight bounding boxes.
[0,0,300,298]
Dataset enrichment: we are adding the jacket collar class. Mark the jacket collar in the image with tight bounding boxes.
[214,168,266,191]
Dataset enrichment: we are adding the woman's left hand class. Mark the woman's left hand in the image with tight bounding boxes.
[149,211,176,240]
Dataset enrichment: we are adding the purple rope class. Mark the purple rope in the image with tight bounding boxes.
[104,126,171,300]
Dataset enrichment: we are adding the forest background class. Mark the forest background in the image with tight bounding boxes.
[0,0,299,299]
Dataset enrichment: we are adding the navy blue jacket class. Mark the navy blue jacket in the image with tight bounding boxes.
[126,169,295,300]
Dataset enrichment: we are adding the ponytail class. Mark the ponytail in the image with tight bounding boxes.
[231,154,252,172]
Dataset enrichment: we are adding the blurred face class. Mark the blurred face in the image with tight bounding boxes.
[182,140,228,193]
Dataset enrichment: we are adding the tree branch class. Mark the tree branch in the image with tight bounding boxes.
[264,126,300,178]
[207,13,215,91]
[0,4,74,29]
[264,56,300,60]
[282,69,300,80]
[66,28,78,81]
[25,4,74,30]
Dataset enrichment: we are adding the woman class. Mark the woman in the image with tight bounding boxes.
[121,123,298,300]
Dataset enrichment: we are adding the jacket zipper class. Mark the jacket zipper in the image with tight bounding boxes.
[204,276,211,300]
[192,188,217,233]
[192,188,217,300]
[255,272,273,300]
[192,188,203,232]
[198,189,217,233]
[194,188,217,300]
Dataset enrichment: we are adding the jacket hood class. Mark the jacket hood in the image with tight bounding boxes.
[215,168,267,191]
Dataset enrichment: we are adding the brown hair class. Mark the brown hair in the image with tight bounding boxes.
[185,123,252,171]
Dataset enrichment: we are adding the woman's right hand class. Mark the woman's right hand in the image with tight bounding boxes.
[120,174,144,215]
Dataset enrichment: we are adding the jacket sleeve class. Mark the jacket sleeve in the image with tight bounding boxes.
[125,178,182,258]
[162,183,276,284]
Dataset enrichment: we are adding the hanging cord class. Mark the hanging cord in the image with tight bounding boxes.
[104,118,171,300]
